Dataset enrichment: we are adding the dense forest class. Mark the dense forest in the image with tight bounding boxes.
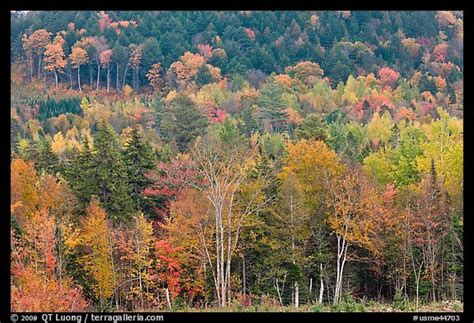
[10,11,463,312]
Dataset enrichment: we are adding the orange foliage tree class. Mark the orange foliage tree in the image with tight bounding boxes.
[325,167,383,304]
[69,44,89,92]
[26,29,52,79]
[43,35,67,88]
[146,63,165,95]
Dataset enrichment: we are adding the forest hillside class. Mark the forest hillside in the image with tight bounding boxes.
[10,11,463,312]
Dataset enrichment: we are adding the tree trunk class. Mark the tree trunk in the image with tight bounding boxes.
[294,281,299,308]
[220,213,225,307]
[136,68,140,90]
[107,66,110,92]
[89,64,93,87]
[108,231,118,311]
[412,256,423,309]
[122,62,129,89]
[289,194,299,307]
[136,236,144,310]
[30,57,33,82]
[242,250,246,295]
[215,206,222,307]
[225,202,233,307]
[116,63,119,92]
[54,69,58,88]
[78,66,82,92]
[275,278,283,306]
[165,288,172,310]
[97,64,101,91]
[334,235,348,304]
[319,264,324,304]
[37,55,41,79]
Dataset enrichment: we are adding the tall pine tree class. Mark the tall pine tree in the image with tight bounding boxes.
[122,126,155,212]
[160,95,209,152]
[93,120,134,223]
[65,137,96,208]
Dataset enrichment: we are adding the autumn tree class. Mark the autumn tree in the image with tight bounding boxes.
[129,44,143,90]
[114,212,156,310]
[165,188,210,304]
[366,111,394,148]
[69,44,89,92]
[100,49,113,92]
[285,61,324,87]
[11,212,89,311]
[416,108,463,207]
[160,121,271,307]
[43,35,67,88]
[280,139,343,304]
[144,155,199,220]
[78,198,115,309]
[21,33,34,81]
[168,51,221,91]
[11,158,39,225]
[378,67,400,89]
[273,172,311,307]
[325,167,382,304]
[27,29,52,79]
[11,164,89,311]
[154,240,185,309]
[146,63,165,95]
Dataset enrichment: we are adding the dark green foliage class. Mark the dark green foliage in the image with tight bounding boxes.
[296,113,329,142]
[195,65,215,87]
[160,95,209,152]
[419,74,438,95]
[11,11,464,87]
[23,137,61,175]
[65,138,96,208]
[92,120,134,223]
[34,97,83,121]
[257,81,288,133]
[35,137,61,175]
[11,117,22,155]
[122,126,155,212]
[66,122,134,222]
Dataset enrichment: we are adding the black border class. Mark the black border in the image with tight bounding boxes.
[2,1,472,322]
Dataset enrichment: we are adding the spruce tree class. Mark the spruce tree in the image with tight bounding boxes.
[36,137,61,175]
[23,137,60,175]
[65,137,95,208]
[257,81,289,133]
[160,95,209,152]
[92,120,133,223]
[122,126,155,212]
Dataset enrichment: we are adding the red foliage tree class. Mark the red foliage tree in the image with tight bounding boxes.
[155,240,184,298]
[378,67,400,89]
[144,157,200,219]
[433,43,448,63]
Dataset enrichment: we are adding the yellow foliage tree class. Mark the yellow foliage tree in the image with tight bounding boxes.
[51,132,67,157]
[79,199,115,307]
[281,139,343,208]
[416,108,463,204]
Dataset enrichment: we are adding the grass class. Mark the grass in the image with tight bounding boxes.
[144,300,463,313]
